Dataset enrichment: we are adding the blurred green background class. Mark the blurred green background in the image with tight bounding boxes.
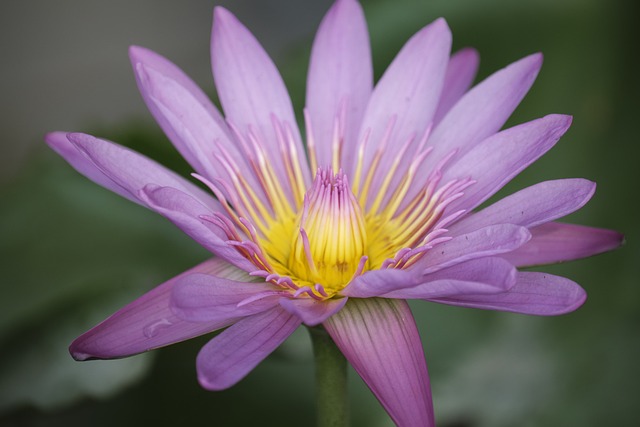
[0,0,637,426]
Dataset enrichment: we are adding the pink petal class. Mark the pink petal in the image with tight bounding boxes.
[171,273,281,322]
[196,307,301,390]
[211,7,309,192]
[70,258,245,360]
[129,46,257,189]
[139,185,255,272]
[433,47,480,125]
[415,224,531,273]
[279,296,348,326]
[306,0,372,170]
[344,257,516,299]
[66,132,220,211]
[45,132,140,204]
[323,298,434,427]
[430,271,587,315]
[341,268,418,298]
[442,114,572,213]
[355,18,451,181]
[385,259,517,300]
[502,222,624,267]
[423,53,543,173]
[449,178,596,235]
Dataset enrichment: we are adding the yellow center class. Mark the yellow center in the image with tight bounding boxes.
[201,116,469,300]
[260,169,367,296]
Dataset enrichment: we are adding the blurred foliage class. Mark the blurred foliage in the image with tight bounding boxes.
[1,0,638,426]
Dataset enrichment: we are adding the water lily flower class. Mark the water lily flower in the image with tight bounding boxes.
[46,0,622,425]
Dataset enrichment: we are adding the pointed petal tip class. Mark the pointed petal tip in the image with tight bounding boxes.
[128,45,147,64]
[197,372,227,391]
[212,6,236,28]
[69,345,92,362]
[44,131,69,148]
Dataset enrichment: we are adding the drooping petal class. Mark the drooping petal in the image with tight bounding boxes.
[129,46,259,190]
[70,258,246,361]
[170,273,281,323]
[139,185,255,271]
[324,298,434,427]
[354,18,451,182]
[449,178,596,235]
[414,224,531,273]
[345,257,516,299]
[306,0,372,170]
[341,268,419,298]
[430,271,587,315]
[441,114,572,213]
[45,132,140,205]
[211,7,309,194]
[66,132,220,211]
[502,222,624,267]
[196,306,301,390]
[433,47,480,125]
[279,296,348,326]
[423,53,543,172]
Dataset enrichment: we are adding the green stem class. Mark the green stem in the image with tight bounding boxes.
[308,326,349,427]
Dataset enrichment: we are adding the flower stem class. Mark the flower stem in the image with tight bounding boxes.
[308,325,349,427]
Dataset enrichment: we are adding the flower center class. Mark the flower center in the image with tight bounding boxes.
[199,115,473,300]
[287,168,368,295]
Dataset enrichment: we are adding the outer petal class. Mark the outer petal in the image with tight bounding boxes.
[196,306,301,390]
[324,298,434,427]
[211,7,309,193]
[430,271,587,315]
[441,114,572,213]
[355,18,451,183]
[502,222,624,267]
[415,224,531,273]
[45,132,140,204]
[306,0,372,169]
[70,258,246,360]
[171,273,281,322]
[433,47,480,125]
[423,53,543,172]
[449,178,596,235]
[66,132,220,211]
[139,185,255,271]
[279,296,348,326]
[345,257,516,299]
[129,46,259,190]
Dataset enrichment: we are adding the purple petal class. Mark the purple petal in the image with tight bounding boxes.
[196,307,301,390]
[502,222,624,267]
[430,271,587,315]
[279,296,348,326]
[355,18,451,182]
[70,258,246,360]
[449,178,596,235]
[423,53,543,173]
[129,46,258,189]
[139,185,255,271]
[433,47,480,125]
[171,273,281,322]
[442,114,572,213]
[306,0,372,170]
[415,224,531,273]
[324,298,434,427]
[45,132,140,204]
[342,268,419,298]
[386,258,516,300]
[211,7,309,192]
[66,132,220,211]
[344,257,516,299]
